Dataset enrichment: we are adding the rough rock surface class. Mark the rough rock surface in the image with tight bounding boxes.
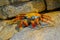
[1,0,60,19]
[46,0,60,10]
[0,0,30,6]
[0,7,7,19]
[9,0,29,3]
[10,11,60,40]
[0,0,10,6]
[0,21,17,40]
[0,1,45,19]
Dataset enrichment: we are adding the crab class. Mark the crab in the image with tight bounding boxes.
[13,13,54,30]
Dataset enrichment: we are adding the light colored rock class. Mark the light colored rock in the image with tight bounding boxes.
[10,11,60,40]
[10,25,60,40]
[46,0,60,10]
[0,21,17,40]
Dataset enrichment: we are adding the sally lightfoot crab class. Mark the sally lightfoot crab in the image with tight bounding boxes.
[14,13,54,30]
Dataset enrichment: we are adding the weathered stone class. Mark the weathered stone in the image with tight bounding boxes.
[0,6,7,19]
[0,0,29,6]
[1,1,45,19]
[9,0,29,2]
[10,11,60,40]
[0,0,10,6]
[19,0,29,1]
[46,0,60,10]
[0,21,17,40]
[10,25,60,40]
[31,1,45,12]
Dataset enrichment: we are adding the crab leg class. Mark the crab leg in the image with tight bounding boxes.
[23,20,28,27]
[42,14,53,22]
[19,21,23,30]
[35,18,39,24]
[40,17,52,24]
[34,17,41,28]
[31,21,36,28]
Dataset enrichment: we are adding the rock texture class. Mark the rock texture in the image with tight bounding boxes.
[9,0,29,3]
[0,0,60,19]
[0,20,17,40]
[0,0,30,6]
[0,0,10,6]
[0,1,45,19]
[46,0,60,10]
[10,25,60,40]
[0,7,7,19]
[10,11,60,40]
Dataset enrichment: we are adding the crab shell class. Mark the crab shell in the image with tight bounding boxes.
[14,12,54,30]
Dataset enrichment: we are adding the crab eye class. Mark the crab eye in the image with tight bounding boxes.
[31,16,35,20]
[35,16,39,19]
[24,16,28,19]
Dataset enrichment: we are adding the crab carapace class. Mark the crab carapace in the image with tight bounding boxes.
[13,13,53,30]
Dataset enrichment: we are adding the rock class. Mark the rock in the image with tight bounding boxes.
[10,25,60,40]
[9,0,29,3]
[0,21,17,40]
[0,0,30,6]
[10,11,60,40]
[31,1,45,12]
[0,12,7,19]
[0,6,8,19]
[46,0,60,10]
[0,1,45,19]
[0,0,10,6]
[2,5,17,18]
[19,0,29,1]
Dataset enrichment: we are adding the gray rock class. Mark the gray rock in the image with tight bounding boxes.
[0,0,30,6]
[0,1,45,19]
[0,7,7,19]
[46,0,60,10]
[10,24,60,40]
[9,0,29,3]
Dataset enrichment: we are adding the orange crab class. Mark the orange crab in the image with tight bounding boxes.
[14,13,53,30]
